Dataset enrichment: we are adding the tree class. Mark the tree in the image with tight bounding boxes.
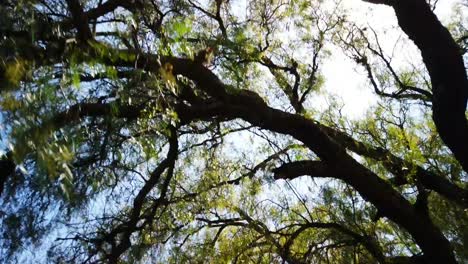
[0,0,467,263]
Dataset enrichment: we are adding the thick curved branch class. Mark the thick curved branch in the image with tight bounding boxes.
[163,59,455,262]
[86,47,456,262]
[273,160,336,180]
[86,0,143,21]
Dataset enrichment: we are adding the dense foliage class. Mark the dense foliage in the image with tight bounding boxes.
[0,0,467,263]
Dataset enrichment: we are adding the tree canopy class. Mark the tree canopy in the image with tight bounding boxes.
[0,0,467,263]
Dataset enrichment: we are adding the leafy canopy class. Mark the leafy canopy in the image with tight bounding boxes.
[0,0,467,263]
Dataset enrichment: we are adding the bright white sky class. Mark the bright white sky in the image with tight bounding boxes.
[320,0,465,118]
